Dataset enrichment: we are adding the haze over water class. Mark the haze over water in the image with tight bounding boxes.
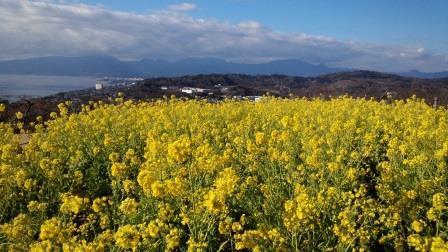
[0,74,96,101]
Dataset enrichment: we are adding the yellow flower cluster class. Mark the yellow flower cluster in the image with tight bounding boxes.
[114,224,140,249]
[60,193,89,215]
[1,96,448,251]
[119,197,139,215]
[203,167,239,215]
[0,214,34,249]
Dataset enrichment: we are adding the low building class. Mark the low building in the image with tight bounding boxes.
[95,83,103,90]
[181,88,194,94]
[181,87,211,94]
[246,96,262,102]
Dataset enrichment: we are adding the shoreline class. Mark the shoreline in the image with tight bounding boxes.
[0,74,143,103]
[1,71,448,124]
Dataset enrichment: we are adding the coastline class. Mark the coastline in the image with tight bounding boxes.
[2,71,448,124]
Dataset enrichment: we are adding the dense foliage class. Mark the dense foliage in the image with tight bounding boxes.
[0,96,447,251]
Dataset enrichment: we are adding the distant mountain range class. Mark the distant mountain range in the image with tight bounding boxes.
[0,56,447,78]
[397,69,448,79]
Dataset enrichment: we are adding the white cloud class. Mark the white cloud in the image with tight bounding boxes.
[167,3,197,12]
[0,0,446,72]
[417,48,425,54]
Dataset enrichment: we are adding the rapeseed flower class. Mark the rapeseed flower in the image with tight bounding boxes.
[114,224,140,250]
[60,193,89,215]
[119,198,139,215]
[0,97,448,251]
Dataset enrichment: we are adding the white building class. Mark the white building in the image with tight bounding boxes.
[181,87,210,94]
[181,88,194,94]
[95,83,103,90]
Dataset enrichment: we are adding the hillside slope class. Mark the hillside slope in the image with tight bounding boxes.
[3,71,448,124]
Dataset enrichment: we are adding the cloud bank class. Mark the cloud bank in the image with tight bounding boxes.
[0,0,447,72]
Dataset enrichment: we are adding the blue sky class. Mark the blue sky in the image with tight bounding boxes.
[0,0,447,71]
[73,0,448,53]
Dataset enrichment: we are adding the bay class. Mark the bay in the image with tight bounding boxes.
[0,74,97,101]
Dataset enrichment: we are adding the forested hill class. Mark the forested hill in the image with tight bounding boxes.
[137,71,448,103]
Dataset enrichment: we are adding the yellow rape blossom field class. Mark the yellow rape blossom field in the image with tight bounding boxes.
[0,96,448,251]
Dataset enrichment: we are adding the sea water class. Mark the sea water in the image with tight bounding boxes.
[0,74,97,101]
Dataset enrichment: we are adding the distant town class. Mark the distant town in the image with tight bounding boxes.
[94,77,144,90]
[37,76,264,105]
[2,71,448,124]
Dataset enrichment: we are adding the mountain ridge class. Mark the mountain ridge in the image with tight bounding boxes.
[398,69,448,79]
[0,56,447,79]
[0,56,341,77]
